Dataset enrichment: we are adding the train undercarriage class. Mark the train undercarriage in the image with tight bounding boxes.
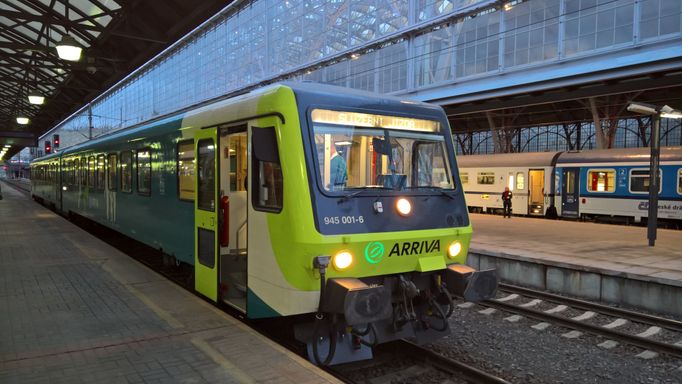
[295,257,498,365]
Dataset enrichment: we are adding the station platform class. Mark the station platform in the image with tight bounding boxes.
[0,180,340,384]
[467,213,682,316]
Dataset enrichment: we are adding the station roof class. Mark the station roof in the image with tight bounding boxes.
[444,70,682,134]
[0,0,231,160]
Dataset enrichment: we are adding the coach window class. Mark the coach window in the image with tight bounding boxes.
[630,169,661,194]
[252,127,282,212]
[80,158,87,186]
[460,172,468,184]
[477,172,495,185]
[68,161,73,186]
[87,156,95,188]
[73,160,79,186]
[177,140,195,201]
[68,161,74,185]
[137,149,151,196]
[121,151,133,193]
[96,155,105,190]
[677,169,682,194]
[107,154,118,191]
[516,172,525,190]
[587,169,615,192]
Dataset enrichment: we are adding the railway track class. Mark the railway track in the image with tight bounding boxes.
[329,340,510,384]
[477,283,682,359]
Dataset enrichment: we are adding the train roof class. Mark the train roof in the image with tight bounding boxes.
[456,151,562,167]
[31,82,448,163]
[556,146,682,164]
[280,81,446,121]
[456,146,682,168]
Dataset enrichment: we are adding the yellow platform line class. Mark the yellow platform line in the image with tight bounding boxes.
[191,338,256,384]
[68,237,184,329]
[114,274,184,330]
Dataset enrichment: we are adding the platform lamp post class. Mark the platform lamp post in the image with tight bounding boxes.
[626,102,682,246]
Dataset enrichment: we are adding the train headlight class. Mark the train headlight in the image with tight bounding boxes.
[333,250,353,271]
[447,241,462,258]
[396,198,412,216]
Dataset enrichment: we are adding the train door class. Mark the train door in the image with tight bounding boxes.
[247,119,283,318]
[528,169,544,215]
[218,125,248,312]
[561,167,580,218]
[194,128,219,302]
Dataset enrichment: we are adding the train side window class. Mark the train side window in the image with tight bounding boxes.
[121,151,133,193]
[80,158,87,186]
[96,155,105,190]
[107,154,118,191]
[88,156,95,188]
[678,169,682,194]
[477,172,495,185]
[74,160,79,186]
[177,140,195,201]
[68,161,74,185]
[586,169,615,192]
[197,139,215,211]
[137,149,151,196]
[629,169,661,194]
[252,127,283,213]
[516,172,525,190]
[460,172,468,184]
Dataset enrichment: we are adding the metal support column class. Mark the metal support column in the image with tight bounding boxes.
[647,114,660,246]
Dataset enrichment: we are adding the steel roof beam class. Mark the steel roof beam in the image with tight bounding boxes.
[0,9,105,32]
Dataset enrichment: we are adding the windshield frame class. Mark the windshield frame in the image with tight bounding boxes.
[305,106,458,198]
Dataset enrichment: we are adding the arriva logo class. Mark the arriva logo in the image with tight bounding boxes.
[364,241,385,264]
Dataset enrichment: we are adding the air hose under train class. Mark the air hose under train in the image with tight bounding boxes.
[312,256,337,366]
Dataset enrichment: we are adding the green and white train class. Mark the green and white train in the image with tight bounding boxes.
[31,83,497,365]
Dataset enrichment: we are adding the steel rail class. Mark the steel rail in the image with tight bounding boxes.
[499,283,682,332]
[398,340,512,384]
[482,299,682,358]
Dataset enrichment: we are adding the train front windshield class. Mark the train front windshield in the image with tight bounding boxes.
[311,109,455,193]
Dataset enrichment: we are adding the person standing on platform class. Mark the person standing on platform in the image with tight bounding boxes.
[502,186,512,218]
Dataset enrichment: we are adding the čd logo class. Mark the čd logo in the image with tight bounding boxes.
[364,241,385,264]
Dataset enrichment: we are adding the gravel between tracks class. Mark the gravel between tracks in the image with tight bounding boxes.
[429,305,682,384]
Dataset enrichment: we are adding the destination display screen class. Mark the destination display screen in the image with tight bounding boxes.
[311,109,440,132]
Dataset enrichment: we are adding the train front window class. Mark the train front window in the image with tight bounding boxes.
[311,109,453,193]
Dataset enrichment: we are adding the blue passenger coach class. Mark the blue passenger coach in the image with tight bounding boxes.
[459,146,682,225]
[555,147,682,223]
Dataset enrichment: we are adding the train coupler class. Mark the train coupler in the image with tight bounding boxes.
[321,278,393,325]
[445,264,498,302]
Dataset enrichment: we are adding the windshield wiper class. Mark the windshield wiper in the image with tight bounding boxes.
[337,186,391,204]
[403,186,456,200]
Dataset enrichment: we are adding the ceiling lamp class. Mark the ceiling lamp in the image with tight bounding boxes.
[56,34,82,61]
[16,117,30,125]
[28,91,45,105]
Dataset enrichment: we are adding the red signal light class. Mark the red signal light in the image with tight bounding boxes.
[53,134,60,147]
[45,140,52,154]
